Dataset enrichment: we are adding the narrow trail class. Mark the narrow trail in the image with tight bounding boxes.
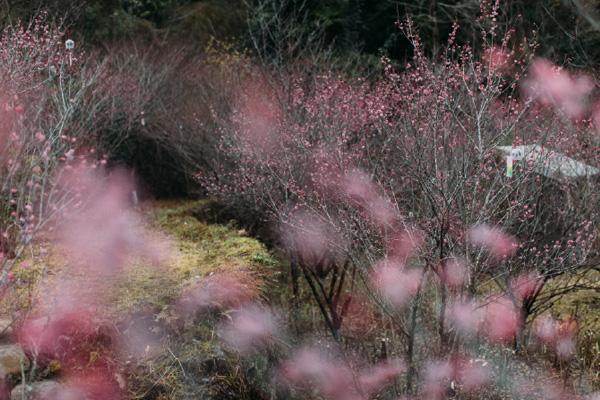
[0,200,275,400]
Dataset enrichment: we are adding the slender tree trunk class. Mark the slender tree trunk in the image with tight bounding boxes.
[406,299,418,394]
[406,284,423,394]
[290,256,300,302]
[516,300,533,353]
[430,0,439,57]
[438,282,448,352]
[301,264,341,342]
[437,232,448,352]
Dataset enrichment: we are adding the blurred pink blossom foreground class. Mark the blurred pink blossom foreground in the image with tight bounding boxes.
[370,258,422,307]
[220,304,279,354]
[523,58,594,118]
[467,224,517,260]
[55,164,170,275]
[280,347,404,400]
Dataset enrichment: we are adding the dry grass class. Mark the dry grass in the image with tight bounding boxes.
[0,199,277,399]
[114,199,275,311]
[117,199,277,399]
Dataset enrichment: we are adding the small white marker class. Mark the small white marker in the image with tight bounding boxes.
[65,39,75,66]
[510,147,524,161]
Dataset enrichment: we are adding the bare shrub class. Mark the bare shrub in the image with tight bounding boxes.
[200,9,600,396]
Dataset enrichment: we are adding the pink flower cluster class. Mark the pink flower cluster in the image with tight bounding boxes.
[523,59,594,119]
[280,348,404,400]
[467,224,518,260]
[13,163,172,399]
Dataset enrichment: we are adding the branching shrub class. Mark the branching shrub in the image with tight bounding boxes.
[200,10,600,396]
[0,15,102,290]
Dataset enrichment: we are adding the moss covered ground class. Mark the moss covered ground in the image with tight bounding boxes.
[5,199,598,397]
[2,199,278,399]
[114,199,276,313]
[117,199,278,399]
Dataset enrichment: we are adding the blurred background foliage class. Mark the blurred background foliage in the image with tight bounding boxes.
[1,0,600,198]
[1,0,600,67]
[0,0,246,45]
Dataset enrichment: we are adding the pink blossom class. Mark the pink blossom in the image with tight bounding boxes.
[17,306,95,359]
[280,348,403,400]
[484,46,511,73]
[446,299,482,334]
[467,224,518,260]
[341,169,379,202]
[54,369,124,400]
[534,314,558,344]
[481,296,520,343]
[555,315,577,359]
[341,169,397,226]
[511,272,542,301]
[64,148,75,161]
[523,58,594,118]
[370,258,422,307]
[556,337,576,359]
[15,274,101,359]
[35,131,46,142]
[422,357,491,398]
[422,360,453,399]
[538,381,572,400]
[358,359,405,396]
[385,229,424,262]
[176,270,260,315]
[280,210,342,269]
[438,257,468,288]
[307,148,345,194]
[16,279,121,395]
[220,305,278,354]
[280,348,359,400]
[55,165,170,276]
[368,197,397,227]
[456,359,491,391]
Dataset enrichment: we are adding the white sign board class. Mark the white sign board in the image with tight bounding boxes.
[510,148,524,161]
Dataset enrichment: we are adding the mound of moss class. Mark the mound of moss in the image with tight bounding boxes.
[116,199,278,399]
[115,199,276,312]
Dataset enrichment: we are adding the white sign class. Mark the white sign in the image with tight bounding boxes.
[65,39,75,50]
[510,148,524,161]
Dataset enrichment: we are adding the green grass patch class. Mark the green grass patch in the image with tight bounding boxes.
[114,199,276,313]
[117,199,279,400]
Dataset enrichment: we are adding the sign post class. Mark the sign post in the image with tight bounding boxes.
[65,39,75,66]
[506,155,513,178]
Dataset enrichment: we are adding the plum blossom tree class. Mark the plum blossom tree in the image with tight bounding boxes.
[200,6,600,395]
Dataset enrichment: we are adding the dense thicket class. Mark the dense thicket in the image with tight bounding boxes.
[0,2,599,400]
[3,0,600,67]
[0,0,597,200]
